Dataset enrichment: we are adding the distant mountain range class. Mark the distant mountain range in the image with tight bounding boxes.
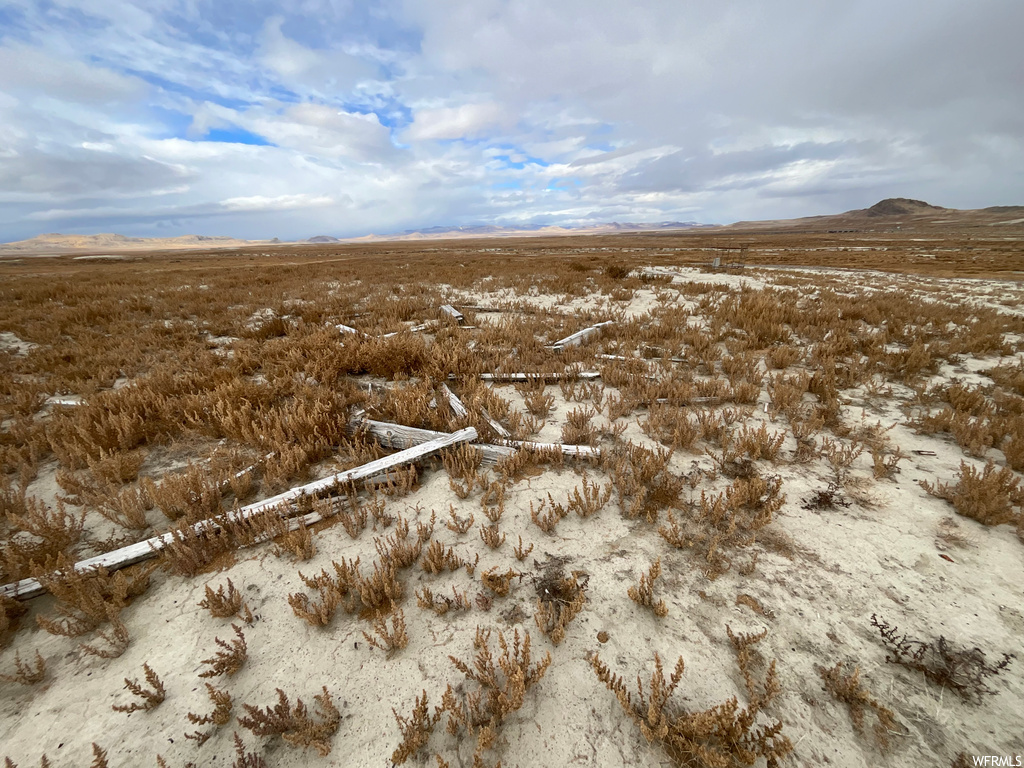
[3,200,1022,255]
[341,220,711,242]
[0,232,265,255]
[724,198,1024,232]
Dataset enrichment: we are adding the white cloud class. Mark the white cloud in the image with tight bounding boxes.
[403,102,508,141]
[1,0,1023,242]
[220,193,335,211]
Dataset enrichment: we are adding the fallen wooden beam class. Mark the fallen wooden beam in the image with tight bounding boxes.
[477,371,601,382]
[440,304,465,324]
[439,383,469,419]
[381,322,431,339]
[355,419,601,464]
[2,427,477,601]
[335,323,364,336]
[498,439,601,460]
[482,408,511,439]
[550,321,614,350]
[357,419,515,466]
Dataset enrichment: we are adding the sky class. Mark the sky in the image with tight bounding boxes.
[1,0,1022,242]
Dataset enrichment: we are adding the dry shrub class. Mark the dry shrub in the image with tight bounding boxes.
[421,541,466,574]
[439,628,551,766]
[529,496,564,535]
[363,608,409,656]
[416,585,471,615]
[523,390,555,418]
[144,464,224,522]
[871,614,1014,704]
[478,522,505,549]
[239,686,340,756]
[604,442,683,523]
[289,556,403,625]
[561,406,599,446]
[186,683,233,744]
[628,558,668,617]
[566,475,612,517]
[534,558,587,645]
[513,535,534,561]
[442,443,484,499]
[0,595,29,648]
[2,495,85,583]
[817,662,897,750]
[661,475,784,578]
[34,557,154,638]
[590,647,791,768]
[112,663,166,713]
[444,507,474,535]
[374,519,423,569]
[922,460,1023,528]
[199,578,254,623]
[642,404,701,450]
[273,517,317,561]
[481,567,521,597]
[391,690,441,765]
[765,345,801,370]
[0,650,47,686]
[158,521,237,577]
[199,624,248,678]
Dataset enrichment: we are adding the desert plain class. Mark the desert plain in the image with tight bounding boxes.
[1,210,1024,767]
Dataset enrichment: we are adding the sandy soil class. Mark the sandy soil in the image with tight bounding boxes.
[2,265,1023,768]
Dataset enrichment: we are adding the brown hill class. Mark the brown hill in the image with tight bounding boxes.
[0,232,267,255]
[725,198,1024,234]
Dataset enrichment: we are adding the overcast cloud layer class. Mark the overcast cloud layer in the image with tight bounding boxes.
[1,0,1022,241]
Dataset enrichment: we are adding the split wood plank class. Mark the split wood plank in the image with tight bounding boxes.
[440,304,465,323]
[381,322,431,339]
[476,371,601,382]
[482,408,511,438]
[335,323,363,336]
[439,383,469,419]
[498,439,601,460]
[357,419,515,466]
[1,427,477,601]
[550,320,614,350]
[441,382,510,438]
[355,418,601,464]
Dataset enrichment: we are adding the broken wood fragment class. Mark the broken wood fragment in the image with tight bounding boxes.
[440,304,465,324]
[1,428,477,601]
[476,371,601,382]
[439,383,469,419]
[549,320,614,350]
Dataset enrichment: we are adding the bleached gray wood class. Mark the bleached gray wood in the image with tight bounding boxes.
[381,323,431,339]
[356,419,515,466]
[499,439,601,460]
[482,408,511,438]
[335,323,363,336]
[440,304,464,323]
[1,427,477,601]
[355,417,601,464]
[476,371,601,382]
[439,383,469,419]
[550,320,614,350]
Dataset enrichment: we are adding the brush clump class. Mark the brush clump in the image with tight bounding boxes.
[239,686,341,756]
[627,558,668,617]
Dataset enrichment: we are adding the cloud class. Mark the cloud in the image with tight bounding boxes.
[0,0,1022,242]
[219,193,335,212]
[403,102,509,141]
[0,42,146,104]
